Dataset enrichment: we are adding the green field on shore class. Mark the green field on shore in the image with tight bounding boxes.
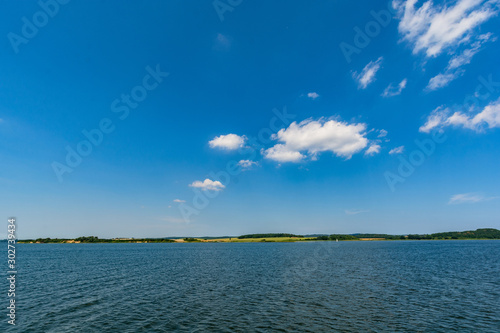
[16,228,500,244]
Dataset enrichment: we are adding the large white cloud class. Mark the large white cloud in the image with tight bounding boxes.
[393,0,499,57]
[420,97,500,132]
[353,57,383,89]
[263,118,371,162]
[208,134,246,150]
[189,179,225,191]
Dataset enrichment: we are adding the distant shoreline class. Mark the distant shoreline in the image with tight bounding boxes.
[14,228,500,244]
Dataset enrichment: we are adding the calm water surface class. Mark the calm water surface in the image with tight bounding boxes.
[2,240,499,332]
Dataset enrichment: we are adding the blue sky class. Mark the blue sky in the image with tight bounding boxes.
[1,0,500,238]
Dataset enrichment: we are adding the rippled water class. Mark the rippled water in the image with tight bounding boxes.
[2,240,499,332]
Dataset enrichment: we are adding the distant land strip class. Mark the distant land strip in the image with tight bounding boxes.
[13,228,500,244]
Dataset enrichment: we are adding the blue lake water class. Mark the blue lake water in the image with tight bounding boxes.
[2,240,500,332]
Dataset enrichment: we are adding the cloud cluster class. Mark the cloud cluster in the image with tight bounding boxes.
[262,118,371,162]
[189,179,225,191]
[393,0,499,57]
[208,134,247,150]
[426,33,495,90]
[420,98,500,132]
[353,57,383,89]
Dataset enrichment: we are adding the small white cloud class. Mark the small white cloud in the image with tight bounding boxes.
[189,179,225,191]
[427,72,462,91]
[173,199,186,203]
[377,129,388,138]
[238,160,259,169]
[420,98,500,133]
[214,33,231,51]
[353,57,383,89]
[382,78,407,97]
[448,192,498,204]
[365,144,381,156]
[263,117,370,163]
[389,146,405,155]
[209,134,247,150]
[345,209,369,215]
[307,92,320,100]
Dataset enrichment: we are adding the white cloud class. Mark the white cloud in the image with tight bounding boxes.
[427,72,462,90]
[420,98,500,132]
[448,192,498,204]
[262,144,305,163]
[419,106,450,133]
[377,129,388,138]
[263,118,370,163]
[365,144,381,156]
[209,134,247,150]
[345,209,369,215]
[214,33,231,51]
[353,57,383,89]
[382,78,407,97]
[173,199,186,203]
[389,146,405,154]
[307,92,320,99]
[393,0,499,57]
[426,33,494,90]
[189,179,225,191]
[238,160,259,169]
